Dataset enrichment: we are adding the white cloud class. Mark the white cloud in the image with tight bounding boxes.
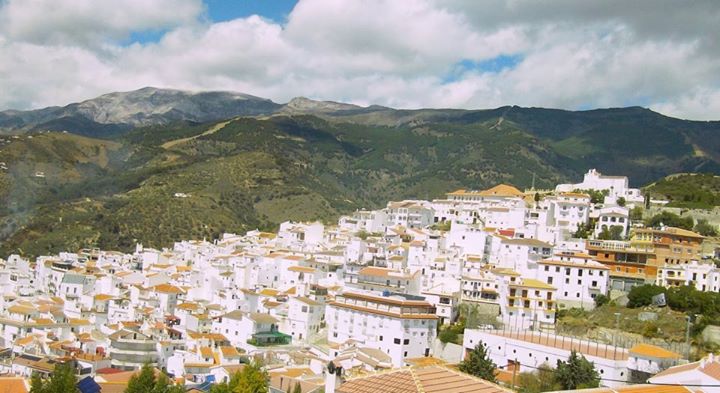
[0,0,204,46]
[0,0,718,120]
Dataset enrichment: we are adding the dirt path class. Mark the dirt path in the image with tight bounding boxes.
[161,118,234,149]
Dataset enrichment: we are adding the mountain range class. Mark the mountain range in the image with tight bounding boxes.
[0,87,719,256]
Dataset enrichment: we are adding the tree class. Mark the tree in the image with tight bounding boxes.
[517,364,559,393]
[30,362,79,393]
[125,364,184,393]
[598,225,624,241]
[458,342,497,383]
[554,350,600,390]
[573,223,591,239]
[629,206,644,221]
[292,383,302,393]
[438,327,459,344]
[458,302,480,329]
[627,284,666,308]
[617,197,626,207]
[234,362,268,393]
[646,211,694,230]
[593,294,610,308]
[694,219,717,237]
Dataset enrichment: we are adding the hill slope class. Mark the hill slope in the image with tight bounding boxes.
[0,89,719,256]
[645,173,720,209]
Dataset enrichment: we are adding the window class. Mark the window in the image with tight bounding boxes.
[394,338,401,344]
[404,339,409,345]
[379,336,383,341]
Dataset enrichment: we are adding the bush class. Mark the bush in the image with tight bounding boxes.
[627,284,666,308]
[646,211,694,230]
[694,219,717,237]
[630,206,644,221]
[642,321,660,338]
[594,294,610,308]
[439,328,459,344]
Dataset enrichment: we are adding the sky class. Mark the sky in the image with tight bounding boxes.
[0,0,719,120]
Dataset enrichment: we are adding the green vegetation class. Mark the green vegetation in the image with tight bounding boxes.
[627,284,667,308]
[516,351,599,392]
[557,304,689,343]
[125,363,184,393]
[645,174,720,209]
[3,105,720,256]
[430,220,452,231]
[517,364,559,393]
[694,219,718,236]
[646,211,694,230]
[210,362,268,393]
[597,225,624,240]
[630,206,644,221]
[593,294,610,308]
[30,362,78,393]
[438,321,465,344]
[572,222,593,239]
[574,189,608,204]
[458,341,497,383]
[554,351,600,390]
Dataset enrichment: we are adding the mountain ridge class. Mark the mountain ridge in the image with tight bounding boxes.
[3,87,718,137]
[0,88,719,256]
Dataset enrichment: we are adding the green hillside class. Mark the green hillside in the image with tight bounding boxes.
[1,106,719,257]
[645,173,720,209]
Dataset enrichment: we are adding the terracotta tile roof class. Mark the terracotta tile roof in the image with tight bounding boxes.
[629,344,681,359]
[153,284,183,294]
[288,265,316,273]
[220,346,241,358]
[337,366,510,393]
[0,377,29,393]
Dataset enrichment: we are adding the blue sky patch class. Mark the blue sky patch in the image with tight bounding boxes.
[204,0,299,23]
[443,54,523,83]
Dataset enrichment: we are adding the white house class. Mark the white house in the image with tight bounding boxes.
[326,291,438,367]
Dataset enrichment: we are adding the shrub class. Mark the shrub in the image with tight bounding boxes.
[627,284,666,308]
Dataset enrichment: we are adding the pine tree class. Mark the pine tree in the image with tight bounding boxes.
[30,362,78,393]
[293,383,302,393]
[30,372,46,393]
[554,350,600,390]
[126,363,156,393]
[458,341,497,383]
